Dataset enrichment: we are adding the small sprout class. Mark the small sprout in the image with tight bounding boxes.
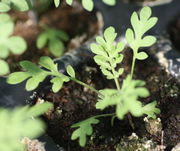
[71,117,99,147]
[0,13,27,75]
[7,6,160,148]
[54,0,116,11]
[36,26,69,57]
[0,102,53,151]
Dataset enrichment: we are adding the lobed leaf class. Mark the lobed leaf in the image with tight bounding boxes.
[71,117,99,147]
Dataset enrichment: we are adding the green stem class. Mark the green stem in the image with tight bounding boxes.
[70,77,101,96]
[93,113,115,119]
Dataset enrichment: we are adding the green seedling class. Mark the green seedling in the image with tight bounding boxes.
[7,7,160,147]
[0,102,53,151]
[54,0,116,11]
[0,0,31,12]
[0,13,27,75]
[36,26,69,57]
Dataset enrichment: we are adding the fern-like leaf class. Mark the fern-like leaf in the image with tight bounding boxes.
[91,26,124,80]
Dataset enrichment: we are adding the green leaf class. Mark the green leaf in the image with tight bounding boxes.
[71,117,99,147]
[140,6,152,21]
[66,65,75,78]
[0,13,11,23]
[142,101,160,119]
[0,2,10,12]
[0,45,9,59]
[125,28,134,45]
[104,26,117,45]
[27,102,53,117]
[50,77,63,93]
[54,0,60,7]
[0,22,14,37]
[0,104,49,151]
[102,0,116,5]
[36,32,48,49]
[66,0,73,5]
[90,27,124,80]
[11,0,30,11]
[0,59,9,75]
[82,0,94,11]
[7,72,30,84]
[39,56,57,71]
[136,52,148,60]
[140,36,156,47]
[49,39,64,57]
[7,36,27,54]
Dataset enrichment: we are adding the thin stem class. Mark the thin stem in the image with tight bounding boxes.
[130,56,136,79]
[70,77,101,96]
[93,113,115,119]
[112,68,120,90]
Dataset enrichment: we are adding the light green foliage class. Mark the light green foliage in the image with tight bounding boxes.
[0,102,53,151]
[91,26,124,80]
[6,6,160,148]
[126,6,158,60]
[96,75,160,119]
[0,0,30,12]
[0,13,27,75]
[71,117,99,147]
[66,65,75,78]
[36,26,69,57]
[7,56,70,92]
[54,0,116,11]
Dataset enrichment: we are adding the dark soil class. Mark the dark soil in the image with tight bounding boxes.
[31,48,180,151]
[168,15,180,51]
[7,2,100,72]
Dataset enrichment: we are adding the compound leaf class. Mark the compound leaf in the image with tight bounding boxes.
[71,117,99,147]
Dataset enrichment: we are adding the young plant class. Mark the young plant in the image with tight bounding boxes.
[0,0,31,12]
[36,26,69,57]
[7,6,160,147]
[0,102,53,151]
[0,13,27,75]
[54,0,116,11]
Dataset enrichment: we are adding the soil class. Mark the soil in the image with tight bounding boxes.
[6,2,100,72]
[168,15,180,51]
[31,48,180,151]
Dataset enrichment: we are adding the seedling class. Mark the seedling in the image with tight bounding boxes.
[7,7,160,147]
[0,13,27,75]
[0,0,31,12]
[54,0,116,11]
[36,26,69,57]
[0,102,53,151]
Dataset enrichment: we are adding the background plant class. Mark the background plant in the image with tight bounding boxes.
[37,26,69,57]
[0,0,31,12]
[7,6,160,147]
[54,0,116,11]
[0,102,53,151]
[0,13,27,75]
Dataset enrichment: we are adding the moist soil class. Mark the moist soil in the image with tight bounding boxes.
[6,2,100,72]
[31,48,180,151]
